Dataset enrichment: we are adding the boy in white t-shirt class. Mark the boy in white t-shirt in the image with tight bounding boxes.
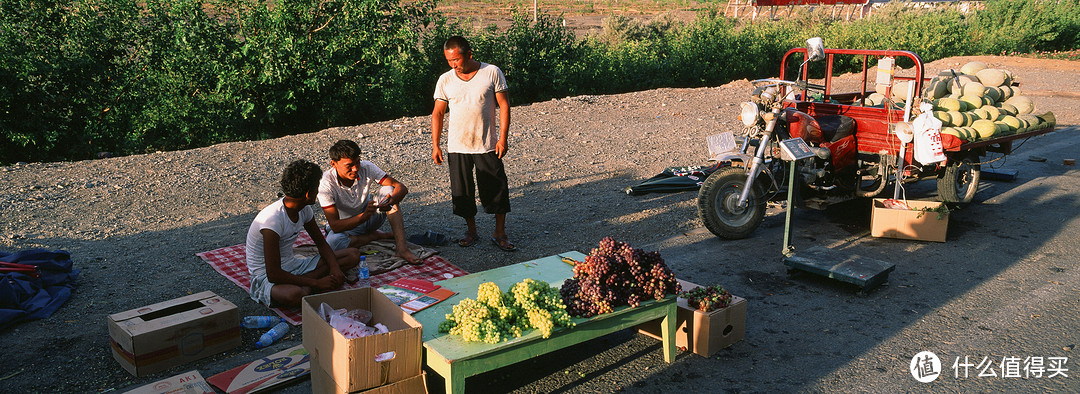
[317,140,420,264]
[246,159,362,308]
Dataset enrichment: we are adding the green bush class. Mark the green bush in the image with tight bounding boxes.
[2,0,1079,164]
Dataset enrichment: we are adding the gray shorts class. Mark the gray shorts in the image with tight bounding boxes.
[249,254,321,306]
[324,211,387,250]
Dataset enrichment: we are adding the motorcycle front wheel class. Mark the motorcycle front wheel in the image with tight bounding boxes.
[697,166,767,240]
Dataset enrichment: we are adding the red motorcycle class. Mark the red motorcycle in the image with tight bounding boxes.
[697,77,887,239]
[697,39,1056,240]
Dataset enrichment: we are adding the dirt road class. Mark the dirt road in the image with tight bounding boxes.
[0,55,1077,392]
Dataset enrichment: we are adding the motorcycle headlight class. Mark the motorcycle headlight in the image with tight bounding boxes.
[739,102,760,126]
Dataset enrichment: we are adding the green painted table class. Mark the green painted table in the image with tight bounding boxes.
[413,251,677,394]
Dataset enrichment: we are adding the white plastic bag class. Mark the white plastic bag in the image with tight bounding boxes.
[912,103,946,165]
[320,302,383,339]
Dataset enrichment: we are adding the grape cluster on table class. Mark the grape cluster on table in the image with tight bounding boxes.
[560,237,681,318]
[439,279,575,344]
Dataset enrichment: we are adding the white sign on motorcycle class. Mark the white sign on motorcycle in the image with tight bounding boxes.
[706,132,737,160]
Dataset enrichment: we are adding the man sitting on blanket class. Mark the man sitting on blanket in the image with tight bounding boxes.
[246,159,362,308]
[318,139,421,264]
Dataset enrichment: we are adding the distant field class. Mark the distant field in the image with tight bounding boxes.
[432,0,715,36]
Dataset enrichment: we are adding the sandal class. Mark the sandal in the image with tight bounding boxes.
[491,236,516,252]
[458,231,478,247]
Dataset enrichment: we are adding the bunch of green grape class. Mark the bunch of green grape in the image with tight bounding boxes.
[439,279,575,344]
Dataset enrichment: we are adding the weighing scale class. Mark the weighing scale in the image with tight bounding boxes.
[778,138,895,293]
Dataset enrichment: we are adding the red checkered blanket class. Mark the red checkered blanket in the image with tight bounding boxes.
[195,231,467,325]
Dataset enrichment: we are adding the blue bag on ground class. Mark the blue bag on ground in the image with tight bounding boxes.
[0,249,80,330]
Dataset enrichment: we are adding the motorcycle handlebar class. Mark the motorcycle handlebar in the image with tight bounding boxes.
[752,79,825,92]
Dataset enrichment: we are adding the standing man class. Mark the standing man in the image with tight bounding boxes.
[318,140,421,264]
[431,35,515,251]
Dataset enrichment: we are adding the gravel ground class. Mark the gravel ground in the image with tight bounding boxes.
[0,55,1077,393]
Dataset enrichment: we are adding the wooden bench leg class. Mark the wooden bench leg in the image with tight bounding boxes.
[661,304,677,362]
[446,366,465,394]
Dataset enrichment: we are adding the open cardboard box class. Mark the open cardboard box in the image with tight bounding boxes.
[310,358,427,394]
[870,198,949,242]
[638,279,747,357]
[302,287,423,393]
[108,291,240,377]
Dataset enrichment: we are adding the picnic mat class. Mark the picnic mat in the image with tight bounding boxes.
[196,231,467,325]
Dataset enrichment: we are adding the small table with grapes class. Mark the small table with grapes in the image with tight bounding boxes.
[412,251,677,394]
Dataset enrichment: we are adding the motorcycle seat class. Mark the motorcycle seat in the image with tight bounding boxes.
[815,115,855,143]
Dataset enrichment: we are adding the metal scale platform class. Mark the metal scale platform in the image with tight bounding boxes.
[778,138,895,292]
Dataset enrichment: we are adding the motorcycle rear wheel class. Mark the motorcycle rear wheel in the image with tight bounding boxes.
[698,166,767,239]
[937,154,980,203]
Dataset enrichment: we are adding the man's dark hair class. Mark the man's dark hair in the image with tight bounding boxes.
[281,159,322,198]
[443,36,471,54]
[329,139,361,161]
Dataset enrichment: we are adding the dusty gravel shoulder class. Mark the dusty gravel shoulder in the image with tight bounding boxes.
[0,56,1076,392]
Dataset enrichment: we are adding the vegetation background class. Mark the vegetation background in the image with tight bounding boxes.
[2,0,1079,164]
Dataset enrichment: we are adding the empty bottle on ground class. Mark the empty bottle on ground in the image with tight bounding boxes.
[255,321,290,348]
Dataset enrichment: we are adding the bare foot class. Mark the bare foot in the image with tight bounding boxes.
[397,249,423,265]
[349,231,394,247]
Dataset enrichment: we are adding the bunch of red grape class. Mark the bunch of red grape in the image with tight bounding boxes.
[560,237,681,318]
[680,285,733,312]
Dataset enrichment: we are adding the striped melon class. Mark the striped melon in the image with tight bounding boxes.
[947,74,980,93]
[1018,114,1041,127]
[935,97,962,112]
[1001,115,1021,131]
[997,103,1018,116]
[948,111,966,127]
[960,61,988,75]
[1005,95,1035,115]
[980,105,1002,121]
[975,68,1007,87]
[972,108,990,120]
[959,95,982,111]
[934,111,952,125]
[971,119,997,139]
[962,81,985,98]
[891,80,913,101]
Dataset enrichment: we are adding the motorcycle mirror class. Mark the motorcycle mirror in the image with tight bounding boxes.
[806,37,825,62]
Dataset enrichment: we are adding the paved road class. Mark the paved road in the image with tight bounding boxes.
[182,127,1079,393]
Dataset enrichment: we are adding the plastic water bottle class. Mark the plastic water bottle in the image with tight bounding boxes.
[358,255,370,288]
[241,316,282,329]
[255,321,290,349]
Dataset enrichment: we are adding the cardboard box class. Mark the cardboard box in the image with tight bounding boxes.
[870,198,949,242]
[302,287,423,393]
[108,291,240,377]
[638,280,747,357]
[122,370,214,394]
[207,344,311,394]
[310,358,427,394]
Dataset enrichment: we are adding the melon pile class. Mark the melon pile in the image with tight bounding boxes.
[923,61,1056,142]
